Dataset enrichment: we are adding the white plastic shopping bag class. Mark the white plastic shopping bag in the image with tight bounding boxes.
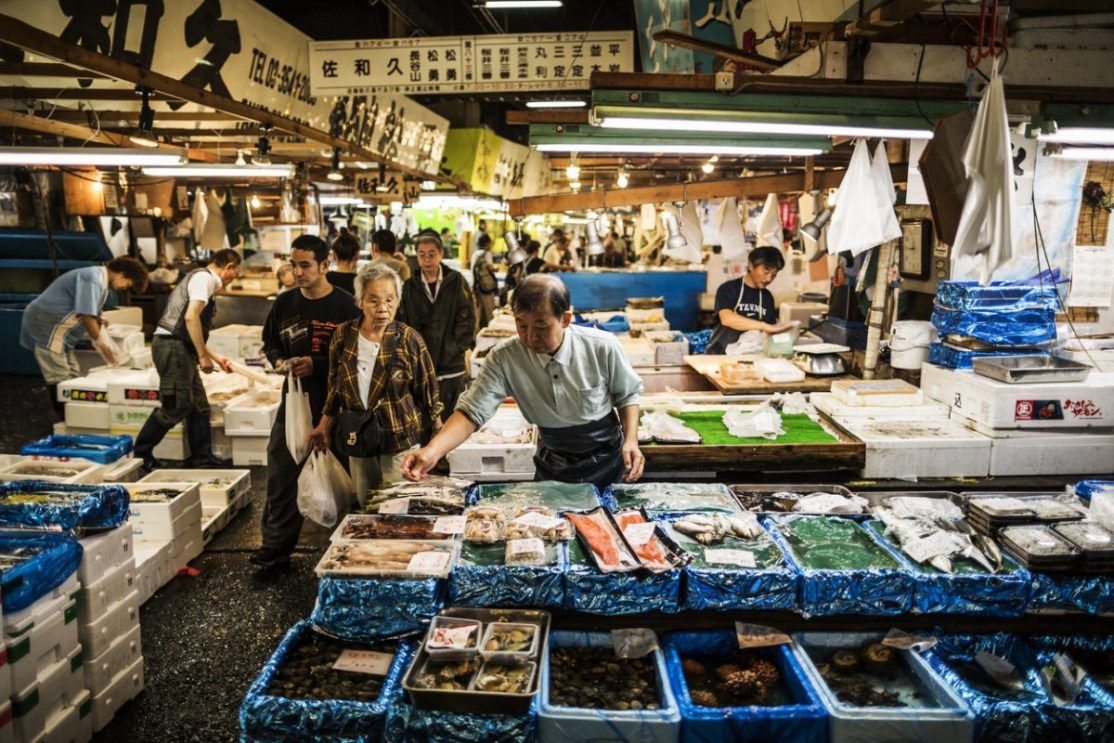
[723,403,785,440]
[297,450,354,527]
[827,138,902,256]
[285,372,312,464]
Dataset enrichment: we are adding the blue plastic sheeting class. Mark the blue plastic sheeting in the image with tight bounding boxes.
[573,313,630,334]
[865,519,1031,617]
[239,621,413,741]
[0,530,81,613]
[472,482,608,512]
[926,632,1069,742]
[684,329,712,355]
[311,577,444,642]
[930,304,1056,348]
[1028,571,1114,615]
[448,546,566,609]
[1073,480,1114,501]
[764,516,915,617]
[663,631,828,743]
[928,343,1047,370]
[0,481,129,532]
[384,698,536,743]
[935,280,1059,312]
[555,270,707,332]
[21,434,133,465]
[562,541,681,615]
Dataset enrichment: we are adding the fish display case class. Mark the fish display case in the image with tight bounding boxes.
[765,515,916,616]
[1026,634,1114,740]
[472,481,609,512]
[612,482,741,516]
[664,631,828,743]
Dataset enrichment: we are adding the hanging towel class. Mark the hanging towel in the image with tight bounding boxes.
[755,192,783,248]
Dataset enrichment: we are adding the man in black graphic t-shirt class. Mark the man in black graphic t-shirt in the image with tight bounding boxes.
[253,235,361,570]
[707,246,796,354]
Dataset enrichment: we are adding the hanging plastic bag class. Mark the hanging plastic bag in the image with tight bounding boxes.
[285,372,312,465]
[724,330,766,355]
[717,197,748,259]
[642,411,701,443]
[92,332,124,367]
[827,139,902,256]
[723,404,785,440]
[297,450,354,527]
[755,192,783,248]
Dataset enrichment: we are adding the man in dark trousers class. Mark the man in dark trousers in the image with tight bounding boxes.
[398,231,475,420]
[252,235,361,570]
[134,248,241,470]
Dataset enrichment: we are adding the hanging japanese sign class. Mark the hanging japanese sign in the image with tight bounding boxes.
[353,172,423,203]
[5,0,449,175]
[441,128,545,198]
[309,32,635,95]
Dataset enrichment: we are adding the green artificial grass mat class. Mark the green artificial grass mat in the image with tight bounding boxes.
[656,410,839,446]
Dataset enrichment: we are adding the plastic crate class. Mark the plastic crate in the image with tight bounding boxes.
[20,435,132,466]
[664,631,827,743]
[538,630,680,743]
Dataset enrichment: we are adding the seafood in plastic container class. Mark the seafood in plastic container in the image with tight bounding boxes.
[463,518,503,543]
[333,514,451,541]
[314,539,458,578]
[481,622,539,663]
[504,537,547,566]
[566,507,641,573]
[1052,521,1114,558]
[999,525,1081,563]
[614,509,691,573]
[476,481,601,512]
[670,512,764,545]
[503,506,572,541]
[470,661,535,694]
[363,477,470,516]
[410,656,480,691]
[425,617,482,660]
[612,482,740,514]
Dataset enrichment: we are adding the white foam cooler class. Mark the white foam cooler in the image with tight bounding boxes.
[77,590,139,660]
[132,542,173,605]
[84,624,140,695]
[97,458,144,484]
[170,531,203,574]
[90,655,143,733]
[125,482,201,524]
[105,370,160,407]
[76,559,136,621]
[63,403,110,431]
[0,460,102,485]
[56,375,111,405]
[38,688,92,743]
[810,392,951,420]
[0,698,12,743]
[223,388,281,436]
[11,645,83,743]
[230,436,268,466]
[832,415,991,479]
[948,415,1114,476]
[109,405,189,462]
[201,503,232,545]
[137,469,250,509]
[129,499,201,543]
[77,525,133,587]
[4,575,80,640]
[5,599,78,697]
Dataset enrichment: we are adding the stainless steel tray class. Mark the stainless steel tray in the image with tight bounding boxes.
[972,355,1091,384]
[860,491,964,511]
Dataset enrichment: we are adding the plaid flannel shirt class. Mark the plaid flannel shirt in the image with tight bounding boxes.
[322,320,443,454]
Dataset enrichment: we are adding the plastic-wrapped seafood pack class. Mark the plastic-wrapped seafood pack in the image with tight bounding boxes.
[331,513,457,541]
[315,539,458,578]
[999,525,1081,571]
[966,493,1086,535]
[730,485,863,515]
[1052,521,1114,571]
[611,482,741,515]
[462,505,572,543]
[0,529,83,613]
[362,477,471,516]
[473,481,606,512]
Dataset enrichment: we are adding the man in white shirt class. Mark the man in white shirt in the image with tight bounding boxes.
[402,274,644,489]
[135,249,241,470]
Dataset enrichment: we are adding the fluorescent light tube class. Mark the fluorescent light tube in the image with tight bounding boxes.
[526,100,587,109]
[484,1,562,7]
[1049,147,1114,161]
[141,163,294,177]
[319,196,368,206]
[1039,128,1114,145]
[534,142,825,156]
[598,115,933,140]
[0,147,186,167]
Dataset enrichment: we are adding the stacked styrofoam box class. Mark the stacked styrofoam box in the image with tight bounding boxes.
[831,415,991,479]
[224,387,281,466]
[76,526,142,733]
[207,324,265,361]
[126,481,205,577]
[0,459,102,485]
[136,469,250,566]
[108,405,189,463]
[4,565,88,743]
[619,337,656,367]
[447,405,536,482]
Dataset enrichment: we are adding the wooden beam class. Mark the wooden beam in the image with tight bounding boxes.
[3,86,175,102]
[0,62,106,78]
[45,111,244,123]
[0,13,444,182]
[652,30,781,71]
[508,165,904,217]
[846,0,943,38]
[506,109,590,126]
[0,109,217,161]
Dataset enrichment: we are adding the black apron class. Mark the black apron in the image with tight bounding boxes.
[534,412,625,491]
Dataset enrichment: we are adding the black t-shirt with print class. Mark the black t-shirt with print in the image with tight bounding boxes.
[707,277,777,354]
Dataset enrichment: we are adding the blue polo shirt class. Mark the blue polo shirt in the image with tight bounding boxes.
[20,266,110,353]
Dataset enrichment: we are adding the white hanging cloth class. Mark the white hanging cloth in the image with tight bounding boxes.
[827,138,902,256]
[755,192,783,248]
[199,190,228,251]
[951,66,1013,285]
[717,197,748,259]
[191,189,208,243]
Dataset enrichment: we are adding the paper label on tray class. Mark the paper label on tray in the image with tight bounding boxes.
[407,550,449,574]
[794,493,850,514]
[507,537,545,557]
[612,628,659,659]
[882,628,937,652]
[903,531,958,564]
[735,622,791,649]
[512,512,563,531]
[378,498,409,515]
[332,649,394,676]
[432,516,465,535]
[622,522,657,547]
[975,651,1024,690]
[705,549,756,568]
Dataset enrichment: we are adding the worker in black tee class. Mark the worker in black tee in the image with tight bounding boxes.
[252,235,361,571]
[707,246,796,354]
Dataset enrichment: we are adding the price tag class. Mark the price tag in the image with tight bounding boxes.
[407,550,450,575]
[735,622,791,649]
[507,537,545,557]
[432,516,465,535]
[903,531,958,564]
[333,649,394,676]
[378,498,409,515]
[612,628,659,659]
[975,651,1024,691]
[622,522,657,547]
[704,549,756,568]
[882,628,937,652]
[512,511,564,531]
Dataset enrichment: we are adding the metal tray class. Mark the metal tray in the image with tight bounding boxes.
[730,483,857,515]
[859,491,965,511]
[972,355,1091,384]
[402,607,550,713]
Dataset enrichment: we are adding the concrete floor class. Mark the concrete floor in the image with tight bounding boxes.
[0,376,333,742]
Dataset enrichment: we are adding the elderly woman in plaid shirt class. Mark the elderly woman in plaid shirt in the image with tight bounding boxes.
[308,264,442,503]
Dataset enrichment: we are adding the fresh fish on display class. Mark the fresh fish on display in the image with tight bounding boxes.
[873,500,1001,574]
[671,512,763,544]
[793,492,869,515]
[954,519,1003,572]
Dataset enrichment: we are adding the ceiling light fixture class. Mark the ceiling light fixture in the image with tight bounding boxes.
[701,160,715,174]
[250,194,261,209]
[526,100,586,109]
[616,169,629,189]
[319,196,369,206]
[565,156,580,181]
[569,180,581,190]
[327,147,344,181]
[1048,146,1114,161]
[141,163,295,178]
[483,1,562,8]
[130,87,158,148]
[1038,127,1114,145]
[598,115,934,140]
[537,142,825,157]
[0,147,186,167]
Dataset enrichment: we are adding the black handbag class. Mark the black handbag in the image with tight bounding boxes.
[334,332,396,458]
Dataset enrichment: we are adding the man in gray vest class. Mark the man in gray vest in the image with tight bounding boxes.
[134,249,242,470]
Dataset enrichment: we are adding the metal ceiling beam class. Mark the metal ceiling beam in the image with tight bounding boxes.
[652,30,781,71]
[43,111,245,123]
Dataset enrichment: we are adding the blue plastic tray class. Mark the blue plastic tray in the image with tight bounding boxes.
[21,434,133,465]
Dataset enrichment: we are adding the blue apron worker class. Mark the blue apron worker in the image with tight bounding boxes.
[20,257,149,418]
[402,274,646,489]
[706,245,796,354]
[134,249,242,470]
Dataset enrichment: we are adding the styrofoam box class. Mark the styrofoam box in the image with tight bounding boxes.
[212,426,232,460]
[97,458,143,484]
[0,698,11,743]
[125,482,201,524]
[6,600,78,696]
[100,307,142,328]
[38,688,92,743]
[76,559,136,622]
[4,575,79,640]
[921,362,1114,429]
[201,504,232,546]
[0,459,102,485]
[832,415,991,479]
[223,389,281,436]
[831,378,923,407]
[231,436,268,467]
[132,541,173,605]
[77,590,139,660]
[452,470,535,483]
[229,487,252,516]
[952,421,1114,477]
[57,374,111,405]
[810,392,951,420]
[130,499,201,543]
[11,645,83,743]
[0,645,11,705]
[109,404,189,461]
[171,535,203,574]
[64,403,110,431]
[90,655,143,733]
[105,370,161,407]
[77,524,133,587]
[207,324,264,360]
[447,432,536,476]
[137,469,250,509]
[620,339,656,367]
[84,624,140,695]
